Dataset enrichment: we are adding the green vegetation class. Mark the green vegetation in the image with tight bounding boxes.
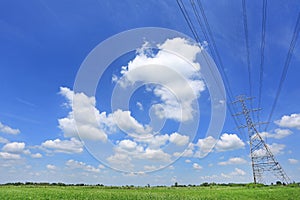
[0,184,299,200]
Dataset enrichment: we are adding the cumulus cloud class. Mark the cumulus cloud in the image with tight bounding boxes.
[58,87,111,141]
[142,148,171,162]
[0,136,9,144]
[215,133,245,152]
[221,168,246,178]
[111,109,151,136]
[117,37,205,122]
[0,152,21,160]
[31,153,42,158]
[66,159,101,173]
[106,153,133,170]
[169,132,189,146]
[260,128,292,139]
[2,142,25,154]
[41,138,83,154]
[231,168,246,176]
[192,163,202,170]
[0,122,20,134]
[275,113,300,129]
[136,102,143,111]
[58,87,152,141]
[107,137,175,171]
[288,158,298,164]
[218,157,247,166]
[107,131,190,170]
[253,143,285,156]
[193,133,245,158]
[46,164,57,170]
[194,136,217,158]
[118,139,138,151]
[267,143,285,155]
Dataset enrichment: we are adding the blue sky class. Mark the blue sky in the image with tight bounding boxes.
[0,0,300,185]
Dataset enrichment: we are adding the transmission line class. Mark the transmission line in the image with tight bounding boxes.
[177,0,245,137]
[265,13,300,131]
[257,0,267,128]
[196,0,235,102]
[242,0,253,107]
[177,0,200,43]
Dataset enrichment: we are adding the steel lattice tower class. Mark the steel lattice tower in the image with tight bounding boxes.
[233,95,291,184]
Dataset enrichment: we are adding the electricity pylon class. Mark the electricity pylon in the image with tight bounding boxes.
[233,95,291,184]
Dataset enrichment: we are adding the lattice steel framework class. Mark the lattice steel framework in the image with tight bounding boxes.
[233,95,291,184]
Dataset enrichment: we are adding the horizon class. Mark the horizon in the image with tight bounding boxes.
[0,0,300,185]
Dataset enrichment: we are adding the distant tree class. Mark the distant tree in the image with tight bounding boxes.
[276,181,282,185]
[201,182,209,187]
[174,182,178,187]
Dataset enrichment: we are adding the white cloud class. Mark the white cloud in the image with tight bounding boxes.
[168,165,175,170]
[185,159,191,163]
[2,142,25,154]
[218,157,247,166]
[66,159,101,173]
[194,136,217,158]
[46,164,57,170]
[118,139,138,151]
[143,148,171,162]
[0,122,20,134]
[117,37,205,122]
[135,134,169,149]
[221,173,230,178]
[169,132,189,146]
[41,138,83,154]
[221,168,246,178]
[275,113,300,129]
[180,134,245,159]
[182,147,194,157]
[106,153,133,169]
[0,152,20,159]
[59,87,152,141]
[144,165,158,171]
[132,132,189,149]
[231,168,246,176]
[111,109,151,136]
[107,138,172,170]
[58,87,110,141]
[192,163,202,170]
[254,143,285,156]
[260,129,292,139]
[31,153,42,158]
[288,158,298,164]
[136,102,143,111]
[268,143,285,155]
[98,164,105,169]
[215,133,245,152]
[0,136,9,144]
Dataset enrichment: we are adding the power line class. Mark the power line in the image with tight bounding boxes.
[188,0,246,138]
[177,0,245,137]
[189,0,209,47]
[242,0,254,120]
[265,13,300,131]
[257,0,267,128]
[177,0,201,43]
[194,0,249,139]
[196,0,235,102]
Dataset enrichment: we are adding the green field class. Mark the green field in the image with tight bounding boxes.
[0,185,299,200]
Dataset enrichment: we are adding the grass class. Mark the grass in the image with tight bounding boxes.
[0,185,299,200]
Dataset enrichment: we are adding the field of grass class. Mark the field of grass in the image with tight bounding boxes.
[0,185,299,200]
